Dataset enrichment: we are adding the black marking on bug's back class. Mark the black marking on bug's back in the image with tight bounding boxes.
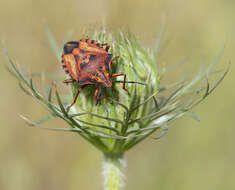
[91,40,95,44]
[62,65,67,69]
[98,66,103,73]
[96,43,100,47]
[64,41,79,54]
[89,54,96,60]
[86,39,88,43]
[67,41,79,46]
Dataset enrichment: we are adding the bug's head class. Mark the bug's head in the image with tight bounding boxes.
[89,67,113,88]
[101,76,112,88]
[99,64,113,88]
[63,41,79,54]
[97,69,113,88]
[101,82,112,88]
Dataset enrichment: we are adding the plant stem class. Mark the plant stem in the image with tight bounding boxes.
[102,154,126,190]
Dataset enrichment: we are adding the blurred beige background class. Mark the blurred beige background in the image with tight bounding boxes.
[0,0,234,190]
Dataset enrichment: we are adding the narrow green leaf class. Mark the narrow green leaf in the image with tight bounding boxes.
[129,84,137,110]
[33,114,57,125]
[4,64,19,78]
[70,112,123,124]
[18,82,33,97]
[129,105,177,125]
[184,111,200,122]
[29,78,36,92]
[208,63,230,94]
[55,89,67,115]
[207,46,224,73]
[108,98,129,112]
[159,73,186,93]
[186,64,229,110]
[154,16,165,54]
[162,57,187,74]
[19,114,82,133]
[161,85,184,108]
[203,78,210,98]
[43,21,61,61]
[130,90,159,112]
[74,118,120,134]
[152,96,159,111]
[46,83,53,102]
[153,124,168,140]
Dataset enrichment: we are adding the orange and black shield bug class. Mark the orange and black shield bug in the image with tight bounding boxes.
[61,38,129,110]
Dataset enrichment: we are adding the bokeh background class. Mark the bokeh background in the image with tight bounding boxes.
[0,0,234,189]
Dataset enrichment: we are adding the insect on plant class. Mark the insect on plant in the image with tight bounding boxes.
[5,24,229,190]
[61,38,130,110]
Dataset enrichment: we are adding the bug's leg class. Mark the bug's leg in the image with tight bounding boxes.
[100,43,110,52]
[63,79,76,85]
[111,72,130,94]
[94,85,101,105]
[67,84,89,111]
[97,95,109,104]
[94,85,110,105]
[109,56,119,69]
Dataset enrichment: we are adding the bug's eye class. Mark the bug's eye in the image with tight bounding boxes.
[64,41,79,54]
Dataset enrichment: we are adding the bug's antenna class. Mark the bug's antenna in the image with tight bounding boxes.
[113,80,147,86]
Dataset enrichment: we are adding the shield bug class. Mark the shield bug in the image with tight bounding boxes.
[61,38,129,111]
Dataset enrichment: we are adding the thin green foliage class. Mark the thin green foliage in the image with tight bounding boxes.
[3,24,229,155]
